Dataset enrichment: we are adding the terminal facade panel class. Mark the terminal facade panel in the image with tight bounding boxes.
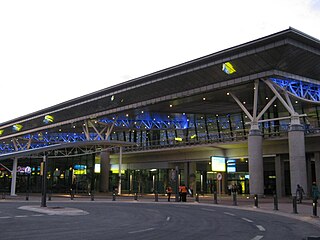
[0,28,320,197]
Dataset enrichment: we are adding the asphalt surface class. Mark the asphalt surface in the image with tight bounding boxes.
[1,198,320,240]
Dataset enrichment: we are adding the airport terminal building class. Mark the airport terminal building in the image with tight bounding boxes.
[0,28,320,198]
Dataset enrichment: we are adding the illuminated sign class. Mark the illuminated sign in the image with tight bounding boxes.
[222,62,236,75]
[227,159,236,173]
[94,164,101,173]
[0,130,3,135]
[211,156,226,172]
[17,166,32,174]
[74,165,87,175]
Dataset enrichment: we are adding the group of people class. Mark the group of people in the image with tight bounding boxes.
[165,184,190,202]
[296,182,320,203]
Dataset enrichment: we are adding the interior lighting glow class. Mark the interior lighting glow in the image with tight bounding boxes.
[0,130,3,135]
[222,62,236,75]
[169,104,173,108]
[203,97,206,101]
[111,95,114,101]
[175,137,183,142]
[190,134,197,139]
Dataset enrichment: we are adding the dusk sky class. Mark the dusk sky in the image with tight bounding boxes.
[0,0,319,123]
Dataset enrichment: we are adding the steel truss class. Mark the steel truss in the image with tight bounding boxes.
[271,78,320,103]
[1,77,319,155]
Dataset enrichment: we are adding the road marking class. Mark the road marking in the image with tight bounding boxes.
[223,212,235,216]
[251,235,264,240]
[128,228,155,234]
[0,216,11,219]
[201,208,216,212]
[31,214,44,217]
[241,217,253,223]
[256,225,266,232]
[15,215,28,218]
[166,216,171,221]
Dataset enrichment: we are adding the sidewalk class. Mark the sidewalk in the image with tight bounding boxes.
[1,192,320,228]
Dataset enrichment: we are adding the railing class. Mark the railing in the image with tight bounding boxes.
[122,126,320,153]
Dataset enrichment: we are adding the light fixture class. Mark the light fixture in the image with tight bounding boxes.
[222,62,236,75]
[169,104,173,108]
[13,124,23,131]
[203,97,206,101]
[43,115,54,124]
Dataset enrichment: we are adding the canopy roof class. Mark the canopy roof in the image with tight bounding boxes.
[0,27,319,142]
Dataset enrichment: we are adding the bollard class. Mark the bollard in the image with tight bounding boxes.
[195,193,199,202]
[312,199,318,218]
[232,192,237,206]
[155,192,158,202]
[48,192,52,201]
[2,192,5,199]
[273,194,278,211]
[213,191,218,204]
[134,192,138,201]
[71,190,74,200]
[90,192,94,201]
[112,192,116,201]
[254,194,259,208]
[26,192,29,201]
[292,196,298,214]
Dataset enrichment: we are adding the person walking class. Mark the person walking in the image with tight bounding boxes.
[166,186,173,202]
[296,184,305,203]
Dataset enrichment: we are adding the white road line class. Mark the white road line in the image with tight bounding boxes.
[223,212,235,216]
[166,216,171,221]
[32,214,44,217]
[15,215,28,218]
[251,235,264,240]
[256,225,266,232]
[241,217,253,223]
[0,216,12,219]
[201,208,216,212]
[128,228,155,234]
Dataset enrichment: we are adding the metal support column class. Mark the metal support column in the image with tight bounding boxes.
[10,158,18,196]
[41,155,48,207]
[118,146,122,195]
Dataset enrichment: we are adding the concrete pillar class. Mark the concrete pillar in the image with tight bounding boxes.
[275,155,285,197]
[10,158,18,196]
[184,162,189,187]
[288,124,308,196]
[314,152,320,186]
[248,129,264,196]
[307,157,312,195]
[99,150,110,192]
[188,162,197,195]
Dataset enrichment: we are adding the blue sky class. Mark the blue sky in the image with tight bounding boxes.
[0,0,319,123]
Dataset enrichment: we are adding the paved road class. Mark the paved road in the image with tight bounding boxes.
[0,201,319,240]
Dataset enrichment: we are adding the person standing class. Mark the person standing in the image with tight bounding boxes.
[311,182,319,201]
[296,184,305,203]
[166,186,173,202]
[180,184,188,202]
